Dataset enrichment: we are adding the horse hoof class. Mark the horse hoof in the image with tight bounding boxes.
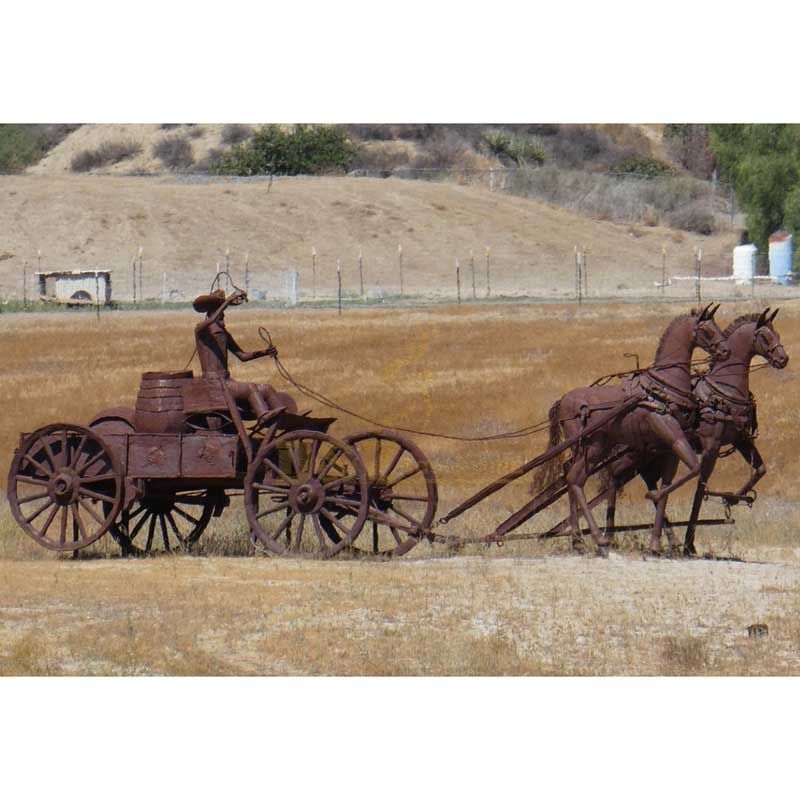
[597,545,609,559]
[648,548,662,558]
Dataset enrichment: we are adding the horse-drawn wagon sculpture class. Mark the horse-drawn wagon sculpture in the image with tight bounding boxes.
[5,289,788,561]
[7,288,438,558]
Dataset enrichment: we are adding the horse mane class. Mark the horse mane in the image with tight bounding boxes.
[654,313,693,360]
[723,313,771,338]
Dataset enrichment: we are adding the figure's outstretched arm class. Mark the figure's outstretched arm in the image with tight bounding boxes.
[195,290,247,333]
[227,329,277,362]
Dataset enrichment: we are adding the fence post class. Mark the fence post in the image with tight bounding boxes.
[244,252,250,296]
[470,249,476,300]
[485,246,491,298]
[337,259,342,316]
[162,271,167,305]
[22,260,27,308]
[574,245,582,306]
[456,258,461,305]
[132,256,137,304]
[661,244,666,296]
[695,247,702,304]
[138,246,143,303]
[582,247,588,298]
[358,247,364,299]
[312,246,317,300]
[224,248,230,290]
[398,243,404,296]
[95,271,101,320]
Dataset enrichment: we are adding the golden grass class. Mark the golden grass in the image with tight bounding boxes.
[1,300,799,674]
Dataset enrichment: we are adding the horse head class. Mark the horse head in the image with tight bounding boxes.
[754,307,789,369]
[693,303,730,362]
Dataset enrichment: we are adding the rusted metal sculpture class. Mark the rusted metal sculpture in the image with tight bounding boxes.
[439,306,732,556]
[7,288,438,558]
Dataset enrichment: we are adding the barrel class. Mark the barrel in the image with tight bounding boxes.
[134,371,193,433]
[732,243,757,285]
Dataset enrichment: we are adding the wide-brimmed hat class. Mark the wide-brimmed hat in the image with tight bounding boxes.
[193,289,226,313]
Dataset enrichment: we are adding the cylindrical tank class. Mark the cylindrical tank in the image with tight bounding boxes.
[732,243,757,285]
[134,371,193,433]
[769,231,793,285]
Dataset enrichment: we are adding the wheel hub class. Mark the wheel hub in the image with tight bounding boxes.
[290,479,325,513]
[50,468,79,505]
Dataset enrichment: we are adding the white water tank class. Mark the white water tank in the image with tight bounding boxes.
[732,243,757,285]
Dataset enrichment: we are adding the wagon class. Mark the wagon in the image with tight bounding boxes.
[7,369,438,558]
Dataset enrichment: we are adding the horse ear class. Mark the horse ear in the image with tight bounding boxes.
[710,303,721,318]
[756,308,770,328]
[698,303,713,321]
[769,308,780,323]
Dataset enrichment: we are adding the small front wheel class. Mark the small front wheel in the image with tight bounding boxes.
[245,430,368,558]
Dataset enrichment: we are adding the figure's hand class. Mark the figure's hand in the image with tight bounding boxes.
[255,346,278,358]
[229,289,248,305]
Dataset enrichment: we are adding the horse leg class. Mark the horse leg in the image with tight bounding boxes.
[732,436,766,498]
[643,416,701,504]
[646,454,679,556]
[683,424,724,556]
[566,444,610,556]
[604,451,640,542]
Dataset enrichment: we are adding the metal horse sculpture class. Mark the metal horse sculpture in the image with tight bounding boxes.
[535,305,730,556]
[601,307,788,556]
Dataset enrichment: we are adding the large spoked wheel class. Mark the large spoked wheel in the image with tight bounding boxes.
[245,430,369,558]
[8,424,123,552]
[108,490,219,556]
[322,431,438,557]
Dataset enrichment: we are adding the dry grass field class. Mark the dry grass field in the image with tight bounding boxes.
[1,300,799,674]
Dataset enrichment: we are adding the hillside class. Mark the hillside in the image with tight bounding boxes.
[0,174,738,302]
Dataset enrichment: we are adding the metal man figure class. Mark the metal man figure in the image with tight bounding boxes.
[193,288,295,423]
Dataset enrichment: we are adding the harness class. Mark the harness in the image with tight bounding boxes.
[693,374,757,436]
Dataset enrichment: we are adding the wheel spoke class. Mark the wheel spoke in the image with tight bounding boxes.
[69,434,88,469]
[145,515,156,551]
[322,472,358,491]
[129,510,152,541]
[172,506,201,526]
[307,438,321,476]
[316,448,343,481]
[389,525,404,545]
[78,485,116,503]
[17,490,51,504]
[381,444,405,481]
[385,493,429,502]
[78,498,106,526]
[20,455,53,479]
[160,514,170,551]
[59,507,68,545]
[270,511,295,542]
[312,514,328,549]
[60,429,69,467]
[265,461,295,485]
[39,503,60,538]
[292,514,307,551]
[320,508,354,538]
[372,521,379,554]
[80,472,116,484]
[72,504,88,541]
[40,437,59,472]
[165,512,186,544]
[24,498,55,524]
[373,438,382,482]
[251,480,291,495]
[287,440,303,477]
[256,500,290,520]
[386,466,421,489]
[385,504,423,529]
[78,448,106,476]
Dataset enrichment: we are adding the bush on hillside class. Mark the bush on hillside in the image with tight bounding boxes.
[0,124,80,173]
[665,201,716,235]
[70,139,142,172]
[480,130,546,166]
[210,125,356,176]
[610,155,674,177]
[152,135,194,169]
[220,124,254,145]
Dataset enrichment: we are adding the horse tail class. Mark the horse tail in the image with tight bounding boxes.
[530,399,564,494]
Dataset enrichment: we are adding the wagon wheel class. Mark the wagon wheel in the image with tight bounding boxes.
[108,490,220,556]
[245,430,368,558]
[321,431,438,557]
[7,424,122,552]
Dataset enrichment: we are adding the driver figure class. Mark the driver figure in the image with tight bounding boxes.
[192,288,294,425]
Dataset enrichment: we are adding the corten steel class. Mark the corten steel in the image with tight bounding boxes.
[601,307,788,557]
[6,288,439,558]
[439,305,733,557]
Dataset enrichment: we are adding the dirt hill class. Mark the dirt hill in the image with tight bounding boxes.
[0,174,737,302]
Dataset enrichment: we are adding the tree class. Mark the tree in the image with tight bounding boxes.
[708,124,800,259]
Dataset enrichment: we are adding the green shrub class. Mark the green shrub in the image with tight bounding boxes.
[0,124,79,173]
[220,124,253,145]
[211,124,356,176]
[480,129,545,166]
[610,155,674,177]
[70,139,142,172]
